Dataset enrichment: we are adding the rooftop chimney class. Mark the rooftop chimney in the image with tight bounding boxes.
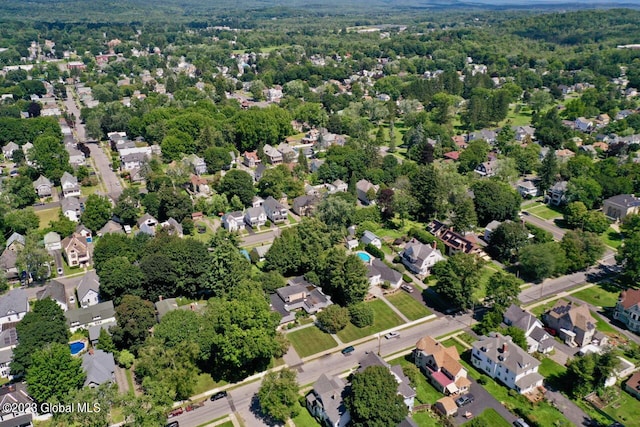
[432,241,437,249]
[159,295,163,301]
[501,343,508,353]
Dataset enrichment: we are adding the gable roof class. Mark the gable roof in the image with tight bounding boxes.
[402,238,440,263]
[361,230,380,244]
[605,194,640,208]
[263,196,286,211]
[36,280,67,306]
[309,373,349,424]
[33,175,53,188]
[61,234,88,254]
[0,249,17,271]
[60,171,78,186]
[472,332,540,375]
[246,206,265,218]
[137,213,158,227]
[65,301,115,327]
[61,196,81,212]
[77,271,100,300]
[98,220,124,236]
[504,304,540,332]
[619,288,640,310]
[5,233,25,249]
[43,231,61,244]
[367,258,402,284]
[415,336,463,376]
[0,328,17,349]
[82,349,115,386]
[547,299,596,332]
[0,289,28,317]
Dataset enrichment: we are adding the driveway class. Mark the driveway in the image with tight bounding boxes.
[87,143,122,200]
[545,388,591,426]
[452,381,517,426]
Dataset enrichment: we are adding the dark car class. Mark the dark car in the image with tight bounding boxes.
[455,394,474,407]
[166,422,179,427]
[210,391,228,401]
[341,345,355,355]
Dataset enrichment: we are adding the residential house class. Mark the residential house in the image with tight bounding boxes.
[309,159,325,173]
[474,159,499,177]
[65,301,116,333]
[517,180,539,198]
[545,181,568,206]
[428,221,482,256]
[263,196,288,224]
[137,213,158,228]
[434,396,458,417]
[452,135,468,150]
[263,144,283,164]
[98,220,124,236]
[190,174,210,196]
[414,336,470,395]
[77,271,100,308]
[36,280,68,312]
[292,195,320,217]
[580,145,597,157]
[138,222,156,236]
[575,117,593,132]
[603,194,640,221]
[366,258,403,289]
[305,373,351,427]
[154,297,205,322]
[0,383,37,426]
[613,288,640,333]
[355,179,379,205]
[243,151,261,167]
[360,230,382,249]
[161,218,183,237]
[5,233,24,252]
[471,332,544,394]
[60,172,81,198]
[270,277,333,324]
[0,289,28,329]
[504,304,555,354]
[250,244,271,263]
[555,149,575,161]
[514,125,536,142]
[277,143,296,163]
[0,250,18,281]
[67,145,85,167]
[32,175,53,198]
[252,196,264,208]
[468,129,497,145]
[333,179,348,192]
[61,233,90,267]
[443,151,460,161]
[120,152,147,171]
[544,299,597,347]
[88,322,116,347]
[244,207,267,228]
[0,329,17,379]
[75,224,92,242]
[400,238,445,276]
[624,371,640,400]
[2,142,18,160]
[484,220,502,242]
[222,211,245,232]
[254,163,266,182]
[82,349,115,387]
[357,352,416,412]
[187,154,207,175]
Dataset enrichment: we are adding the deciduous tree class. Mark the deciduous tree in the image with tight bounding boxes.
[316,305,350,333]
[26,343,85,404]
[258,369,300,423]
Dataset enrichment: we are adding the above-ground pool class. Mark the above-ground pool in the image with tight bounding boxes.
[356,251,372,263]
[69,341,86,355]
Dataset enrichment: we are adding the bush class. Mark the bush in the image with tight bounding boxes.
[316,305,350,333]
[402,274,412,282]
[117,349,134,369]
[349,303,374,328]
[365,244,385,259]
[477,375,489,385]
[409,227,436,244]
[393,255,401,263]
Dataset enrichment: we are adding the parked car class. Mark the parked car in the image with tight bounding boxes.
[210,391,228,401]
[341,345,355,355]
[166,422,179,427]
[401,284,414,293]
[384,331,400,339]
[514,418,530,427]
[168,408,183,417]
[455,394,474,407]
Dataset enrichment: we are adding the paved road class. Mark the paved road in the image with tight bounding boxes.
[63,87,85,142]
[522,213,566,241]
[240,227,282,247]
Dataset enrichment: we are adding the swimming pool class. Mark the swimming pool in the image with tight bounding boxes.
[356,251,372,263]
[69,341,86,355]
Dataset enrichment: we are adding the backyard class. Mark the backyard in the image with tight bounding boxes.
[336,299,404,342]
[388,355,444,406]
[463,408,511,427]
[35,207,61,230]
[595,387,640,426]
[292,400,321,427]
[386,292,432,321]
[287,326,338,358]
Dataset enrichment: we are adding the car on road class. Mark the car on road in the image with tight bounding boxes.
[455,394,474,407]
[514,418,530,427]
[341,345,355,355]
[401,284,414,293]
[210,391,228,401]
[166,422,179,427]
[384,331,400,339]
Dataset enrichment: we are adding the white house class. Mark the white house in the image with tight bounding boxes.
[0,289,28,328]
[43,231,62,251]
[61,197,82,222]
[65,301,116,333]
[360,230,382,249]
[614,288,640,333]
[60,171,81,198]
[263,196,288,224]
[222,211,245,232]
[503,304,555,354]
[400,238,445,276]
[471,332,544,394]
[77,271,100,308]
[244,207,267,228]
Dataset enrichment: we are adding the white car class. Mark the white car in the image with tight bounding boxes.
[385,331,400,339]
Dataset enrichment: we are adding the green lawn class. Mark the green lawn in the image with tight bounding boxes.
[530,301,556,317]
[463,408,511,427]
[499,103,534,127]
[538,357,566,378]
[599,387,640,426]
[336,299,404,342]
[475,265,499,301]
[412,411,441,426]
[288,326,338,358]
[571,284,620,308]
[36,208,61,229]
[386,292,432,321]
[192,373,227,396]
[293,401,321,427]
[216,422,234,427]
[591,311,617,334]
[457,332,477,347]
[388,355,443,405]
[527,204,564,220]
[441,338,468,355]
[601,227,624,249]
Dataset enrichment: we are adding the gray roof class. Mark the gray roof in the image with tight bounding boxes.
[61,196,81,212]
[77,271,100,301]
[504,304,540,332]
[0,249,17,271]
[88,321,116,343]
[98,220,124,236]
[263,196,286,211]
[246,206,265,219]
[36,281,67,306]
[5,232,25,249]
[155,298,180,321]
[0,289,28,317]
[402,238,440,264]
[605,194,640,208]
[309,373,349,425]
[65,301,115,327]
[292,195,319,210]
[390,364,417,399]
[2,142,18,152]
[251,244,272,258]
[361,230,380,245]
[472,332,540,376]
[121,152,147,163]
[137,213,158,226]
[367,258,402,284]
[223,211,245,221]
[60,171,78,186]
[33,175,53,189]
[358,351,389,372]
[485,220,502,231]
[82,349,115,386]
[0,347,12,365]
[0,328,17,349]
[43,231,61,245]
[550,181,568,193]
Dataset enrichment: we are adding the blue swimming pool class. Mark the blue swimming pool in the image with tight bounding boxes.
[69,341,86,355]
[356,251,372,263]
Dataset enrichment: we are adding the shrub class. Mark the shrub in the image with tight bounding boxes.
[393,255,401,263]
[402,274,412,283]
[349,303,374,328]
[477,375,489,385]
[316,305,350,333]
[365,244,385,259]
[409,227,436,244]
[117,349,134,369]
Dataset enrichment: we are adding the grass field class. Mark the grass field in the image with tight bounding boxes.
[591,311,616,334]
[441,338,468,354]
[388,355,443,405]
[288,326,338,358]
[386,292,432,320]
[530,301,556,317]
[192,373,227,396]
[463,408,511,427]
[599,387,640,426]
[538,357,566,378]
[527,204,564,220]
[293,401,321,427]
[474,265,499,300]
[572,284,620,308]
[36,208,61,229]
[601,227,624,249]
[336,299,404,342]
[499,103,534,127]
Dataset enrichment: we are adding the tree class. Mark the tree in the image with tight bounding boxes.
[561,230,605,272]
[345,366,408,427]
[28,134,71,183]
[96,328,117,355]
[485,271,522,310]
[81,194,113,232]
[451,195,477,233]
[617,232,640,283]
[349,303,374,327]
[621,214,640,236]
[432,253,484,310]
[471,180,521,225]
[317,249,369,306]
[97,257,144,305]
[110,295,156,355]
[566,177,602,209]
[488,221,529,261]
[565,350,619,398]
[258,368,300,423]
[218,169,255,206]
[203,146,232,174]
[4,208,40,235]
[11,298,69,378]
[458,139,490,173]
[51,384,118,427]
[113,187,140,226]
[26,343,85,404]
[316,305,350,334]
[117,350,135,369]
[316,196,355,230]
[501,327,527,351]
[49,213,76,237]
[518,242,567,281]
[564,201,589,229]
[538,150,559,193]
[7,175,37,208]
[207,230,252,296]
[16,231,52,282]
[157,186,192,222]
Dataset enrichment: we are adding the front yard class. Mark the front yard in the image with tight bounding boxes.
[386,292,432,321]
[336,299,404,342]
[287,326,338,358]
[601,227,623,249]
[571,284,620,308]
[526,203,564,220]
